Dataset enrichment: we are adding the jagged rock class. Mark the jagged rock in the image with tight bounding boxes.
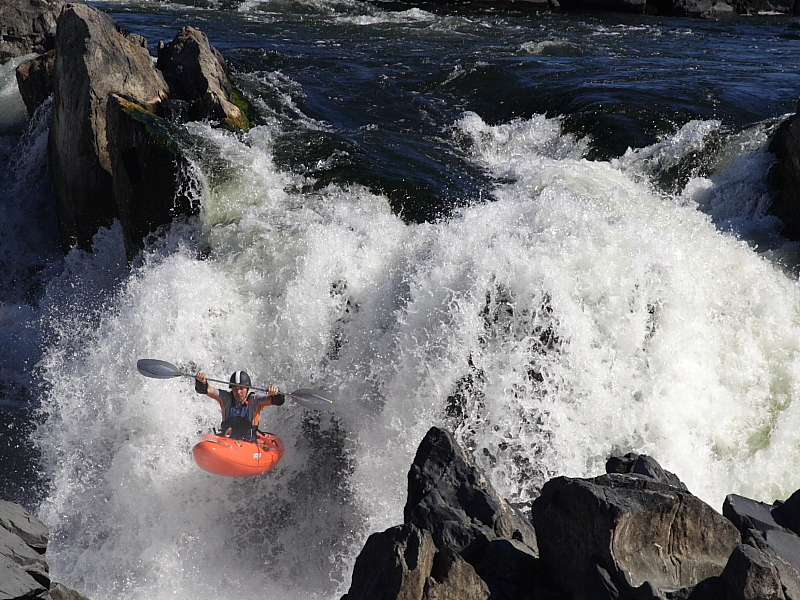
[106,93,197,257]
[15,49,54,116]
[344,428,550,600]
[0,501,88,600]
[157,26,248,129]
[404,427,538,561]
[769,111,800,241]
[49,3,169,253]
[0,500,49,599]
[0,500,48,553]
[721,490,800,600]
[721,543,785,600]
[0,0,66,65]
[774,490,800,536]
[724,494,791,537]
[531,474,741,600]
[342,523,438,600]
[605,453,687,490]
[425,547,490,600]
[48,582,92,600]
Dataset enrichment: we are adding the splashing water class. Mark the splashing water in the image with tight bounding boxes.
[21,101,800,600]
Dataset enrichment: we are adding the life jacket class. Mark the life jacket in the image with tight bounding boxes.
[228,400,249,419]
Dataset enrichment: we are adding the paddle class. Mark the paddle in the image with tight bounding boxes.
[136,358,334,411]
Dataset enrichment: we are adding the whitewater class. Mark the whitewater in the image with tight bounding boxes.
[2,4,800,600]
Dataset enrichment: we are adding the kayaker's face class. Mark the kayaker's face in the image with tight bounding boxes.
[231,385,248,403]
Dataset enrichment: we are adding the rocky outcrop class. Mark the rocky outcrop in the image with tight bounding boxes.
[0,500,88,600]
[105,93,196,256]
[719,491,800,599]
[343,427,544,600]
[11,3,253,258]
[0,0,66,65]
[532,474,741,599]
[404,427,538,560]
[15,49,54,116]
[345,428,800,600]
[48,3,169,254]
[157,27,249,129]
[768,110,800,241]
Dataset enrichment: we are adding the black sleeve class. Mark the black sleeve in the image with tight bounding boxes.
[273,393,285,406]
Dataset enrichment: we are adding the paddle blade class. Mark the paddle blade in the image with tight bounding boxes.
[287,389,335,411]
[137,359,187,379]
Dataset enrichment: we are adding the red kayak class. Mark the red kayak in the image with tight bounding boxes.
[192,432,285,477]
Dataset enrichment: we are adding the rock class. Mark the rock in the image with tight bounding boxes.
[721,490,800,600]
[343,427,551,600]
[49,3,169,253]
[404,427,538,561]
[565,0,648,12]
[670,0,736,17]
[737,0,794,12]
[342,523,438,600]
[0,500,49,599]
[768,111,800,241]
[0,0,66,65]
[721,543,785,600]
[605,452,688,491]
[531,474,741,600]
[15,49,54,116]
[723,494,791,537]
[426,547,490,600]
[773,490,800,536]
[472,538,541,599]
[48,582,92,600]
[105,93,197,257]
[0,500,48,553]
[157,26,249,129]
[0,500,90,600]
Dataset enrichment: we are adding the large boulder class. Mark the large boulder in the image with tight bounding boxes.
[105,93,197,256]
[157,26,249,129]
[404,427,538,561]
[49,2,169,253]
[531,474,742,600]
[720,491,800,600]
[342,523,491,600]
[15,49,54,116]
[0,500,88,600]
[768,110,800,241]
[0,0,66,65]
[343,427,549,600]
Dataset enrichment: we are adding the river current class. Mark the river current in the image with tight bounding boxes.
[2,1,800,599]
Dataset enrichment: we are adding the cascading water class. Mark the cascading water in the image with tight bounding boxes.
[3,2,800,599]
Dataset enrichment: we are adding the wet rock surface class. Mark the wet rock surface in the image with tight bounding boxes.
[343,427,800,600]
[0,500,88,600]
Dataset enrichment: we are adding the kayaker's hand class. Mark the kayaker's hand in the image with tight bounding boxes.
[266,385,279,396]
[195,372,209,394]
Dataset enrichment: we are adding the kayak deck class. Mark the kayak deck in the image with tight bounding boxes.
[192,432,285,477]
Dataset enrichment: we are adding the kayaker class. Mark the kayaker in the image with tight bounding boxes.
[194,370,285,440]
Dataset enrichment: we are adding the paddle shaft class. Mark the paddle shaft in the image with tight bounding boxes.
[136,359,334,409]
[193,373,274,394]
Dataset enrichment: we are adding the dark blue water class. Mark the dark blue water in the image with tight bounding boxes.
[98,1,800,220]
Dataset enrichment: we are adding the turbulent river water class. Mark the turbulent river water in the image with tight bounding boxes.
[2,1,800,598]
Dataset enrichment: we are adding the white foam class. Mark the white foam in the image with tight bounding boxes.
[31,111,800,600]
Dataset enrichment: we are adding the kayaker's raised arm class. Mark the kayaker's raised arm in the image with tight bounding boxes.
[195,372,220,400]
